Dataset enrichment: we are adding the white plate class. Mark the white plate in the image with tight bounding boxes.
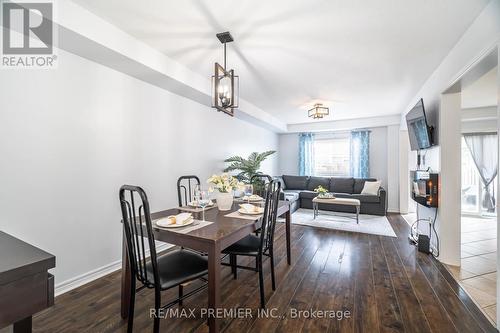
[155,217,194,228]
[238,208,264,215]
[242,196,264,202]
[188,200,214,208]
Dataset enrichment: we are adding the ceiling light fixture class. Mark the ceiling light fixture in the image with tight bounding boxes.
[308,103,329,119]
[211,31,239,116]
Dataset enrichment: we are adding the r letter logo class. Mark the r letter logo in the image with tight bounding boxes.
[1,0,57,68]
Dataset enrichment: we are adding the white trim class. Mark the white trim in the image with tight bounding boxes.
[387,209,400,213]
[55,259,122,296]
[55,243,174,296]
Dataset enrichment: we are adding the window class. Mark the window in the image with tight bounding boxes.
[313,135,350,177]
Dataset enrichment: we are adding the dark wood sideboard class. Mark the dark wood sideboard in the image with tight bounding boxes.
[0,231,55,333]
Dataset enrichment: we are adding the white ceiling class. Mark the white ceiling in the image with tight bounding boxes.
[72,0,490,125]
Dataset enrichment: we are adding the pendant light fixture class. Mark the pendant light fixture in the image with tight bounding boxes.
[211,31,239,116]
[308,103,330,119]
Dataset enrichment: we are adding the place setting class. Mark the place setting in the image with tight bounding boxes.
[225,203,265,220]
[156,187,216,233]
[234,184,265,204]
[178,199,217,213]
[153,212,213,234]
[177,185,216,213]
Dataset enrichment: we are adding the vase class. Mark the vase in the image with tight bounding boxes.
[217,192,234,211]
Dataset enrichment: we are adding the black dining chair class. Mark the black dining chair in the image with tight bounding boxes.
[119,185,208,333]
[176,175,207,255]
[177,175,201,207]
[250,174,272,198]
[222,180,281,308]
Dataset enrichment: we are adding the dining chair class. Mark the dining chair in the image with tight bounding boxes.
[176,175,207,255]
[177,175,201,207]
[222,180,281,308]
[119,185,208,333]
[250,174,272,198]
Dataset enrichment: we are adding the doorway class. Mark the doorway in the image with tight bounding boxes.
[448,63,498,324]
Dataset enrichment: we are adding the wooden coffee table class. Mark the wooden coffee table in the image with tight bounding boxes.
[312,196,361,224]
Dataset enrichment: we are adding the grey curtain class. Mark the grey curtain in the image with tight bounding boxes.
[463,133,498,212]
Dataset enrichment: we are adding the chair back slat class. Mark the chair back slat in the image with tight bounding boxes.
[177,176,201,207]
[119,185,159,288]
[259,180,281,253]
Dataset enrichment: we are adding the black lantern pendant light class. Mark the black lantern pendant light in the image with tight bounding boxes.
[308,103,330,119]
[211,31,239,116]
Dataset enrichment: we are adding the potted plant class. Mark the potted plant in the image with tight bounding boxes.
[207,173,242,211]
[224,151,276,197]
[223,151,276,184]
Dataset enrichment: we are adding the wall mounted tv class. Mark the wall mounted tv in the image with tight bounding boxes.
[406,98,434,151]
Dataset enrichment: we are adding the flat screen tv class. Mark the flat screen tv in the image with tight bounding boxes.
[406,99,433,151]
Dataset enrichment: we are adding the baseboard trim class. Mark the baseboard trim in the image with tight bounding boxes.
[55,243,173,296]
[387,209,400,213]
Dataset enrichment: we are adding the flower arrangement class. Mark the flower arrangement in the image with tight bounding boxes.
[314,185,335,199]
[207,173,242,193]
[314,185,328,195]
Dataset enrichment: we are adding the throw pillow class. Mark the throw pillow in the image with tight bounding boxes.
[361,181,381,195]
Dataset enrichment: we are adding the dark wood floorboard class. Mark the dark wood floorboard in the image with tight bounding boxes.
[32,215,498,333]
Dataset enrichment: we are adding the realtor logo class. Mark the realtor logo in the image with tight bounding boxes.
[1,0,57,68]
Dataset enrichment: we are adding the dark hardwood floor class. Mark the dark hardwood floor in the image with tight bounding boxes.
[33,214,497,333]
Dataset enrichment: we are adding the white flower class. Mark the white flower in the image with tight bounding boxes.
[207,173,239,193]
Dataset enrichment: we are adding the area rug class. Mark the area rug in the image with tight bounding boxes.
[285,208,396,237]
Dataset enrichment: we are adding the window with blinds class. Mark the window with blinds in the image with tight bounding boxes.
[313,135,351,177]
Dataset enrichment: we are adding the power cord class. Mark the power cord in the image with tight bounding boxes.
[409,205,440,258]
[431,208,439,257]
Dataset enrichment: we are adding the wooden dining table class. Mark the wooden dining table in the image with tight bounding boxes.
[120,200,291,333]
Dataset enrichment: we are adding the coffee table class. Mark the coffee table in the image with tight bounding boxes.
[312,196,361,224]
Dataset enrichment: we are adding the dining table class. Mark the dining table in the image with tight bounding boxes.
[120,200,291,333]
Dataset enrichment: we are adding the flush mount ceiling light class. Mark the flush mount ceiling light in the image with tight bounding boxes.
[211,31,239,116]
[308,103,329,119]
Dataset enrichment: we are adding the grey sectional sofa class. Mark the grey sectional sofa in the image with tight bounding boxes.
[276,175,387,216]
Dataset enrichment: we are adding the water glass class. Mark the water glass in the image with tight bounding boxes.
[198,190,210,221]
[244,184,253,203]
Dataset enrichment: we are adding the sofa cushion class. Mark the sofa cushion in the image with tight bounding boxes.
[329,177,354,194]
[282,190,300,202]
[331,193,356,200]
[330,193,380,203]
[351,194,380,203]
[307,176,331,191]
[282,175,309,190]
[353,178,377,194]
[299,190,317,199]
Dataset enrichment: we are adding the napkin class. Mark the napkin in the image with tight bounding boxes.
[156,213,193,227]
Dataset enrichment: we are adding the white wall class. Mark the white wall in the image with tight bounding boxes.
[386,125,400,212]
[0,49,278,287]
[277,126,398,210]
[401,1,500,131]
[369,127,389,191]
[278,134,299,175]
[399,0,500,255]
[398,130,410,214]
